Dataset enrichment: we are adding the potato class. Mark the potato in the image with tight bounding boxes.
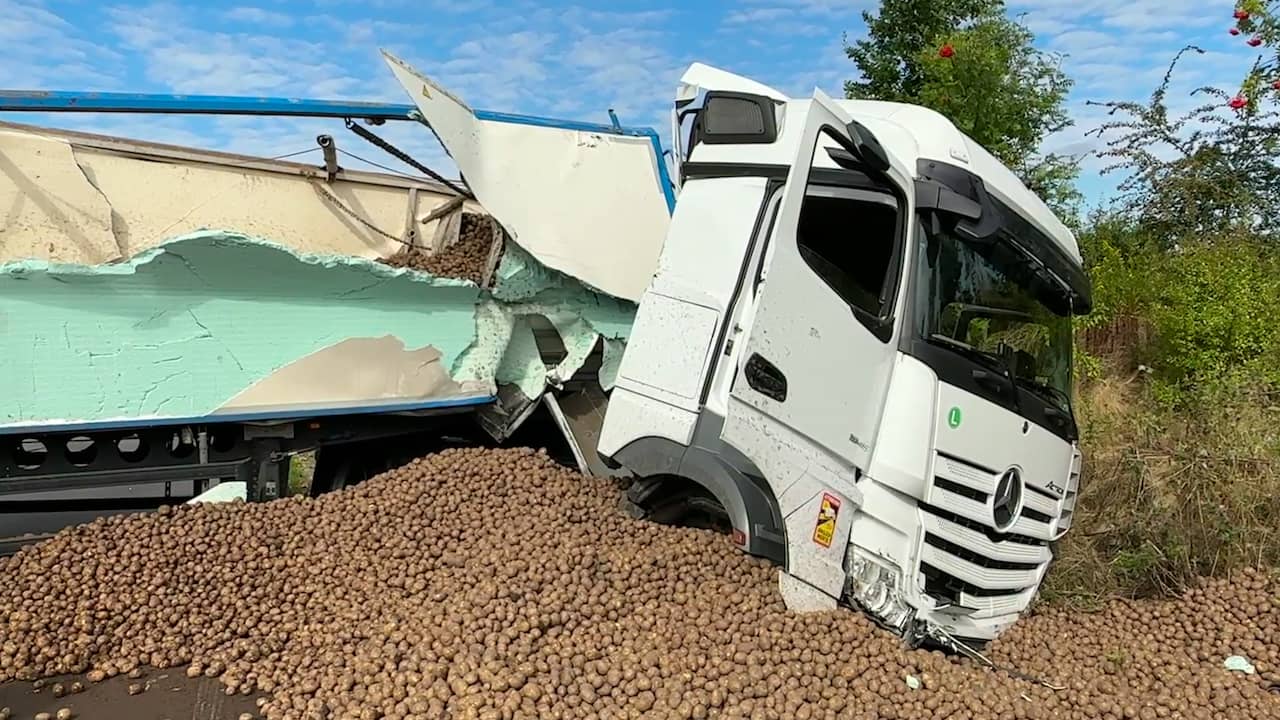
[381,212,497,285]
[1,448,1277,718]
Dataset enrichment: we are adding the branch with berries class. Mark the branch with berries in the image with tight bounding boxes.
[1227,1,1280,112]
[1086,45,1280,238]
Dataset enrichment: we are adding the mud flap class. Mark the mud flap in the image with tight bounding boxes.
[541,385,622,478]
[775,461,862,606]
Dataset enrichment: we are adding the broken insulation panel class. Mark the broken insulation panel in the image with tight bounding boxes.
[0,228,637,431]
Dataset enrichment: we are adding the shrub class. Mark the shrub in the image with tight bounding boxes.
[1050,223,1280,603]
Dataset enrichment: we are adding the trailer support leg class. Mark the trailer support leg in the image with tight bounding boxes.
[248,440,289,502]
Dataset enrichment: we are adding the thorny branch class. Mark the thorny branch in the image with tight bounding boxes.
[1083,45,1280,241]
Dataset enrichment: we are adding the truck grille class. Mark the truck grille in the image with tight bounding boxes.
[917,451,1074,618]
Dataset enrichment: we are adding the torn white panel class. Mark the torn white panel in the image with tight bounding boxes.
[0,129,120,264]
[676,63,788,103]
[544,315,599,387]
[187,481,247,504]
[599,338,626,391]
[383,51,671,302]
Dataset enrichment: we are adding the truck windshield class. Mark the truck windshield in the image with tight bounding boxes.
[915,227,1073,411]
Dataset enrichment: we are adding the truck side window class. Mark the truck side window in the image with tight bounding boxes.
[796,187,898,317]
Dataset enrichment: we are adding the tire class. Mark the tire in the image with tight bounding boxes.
[631,478,732,535]
[309,441,412,496]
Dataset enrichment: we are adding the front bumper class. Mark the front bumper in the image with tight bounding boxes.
[846,448,1081,642]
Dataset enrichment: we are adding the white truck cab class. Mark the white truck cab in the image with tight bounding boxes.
[388,57,1091,643]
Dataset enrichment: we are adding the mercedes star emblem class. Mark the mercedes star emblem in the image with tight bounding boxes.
[992,467,1024,532]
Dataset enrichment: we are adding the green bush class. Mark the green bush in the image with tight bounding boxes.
[1146,240,1280,398]
[1046,380,1280,603]
[1048,221,1280,603]
[1077,219,1280,403]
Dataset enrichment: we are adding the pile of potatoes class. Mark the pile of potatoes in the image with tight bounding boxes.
[1,447,1277,720]
[381,212,495,285]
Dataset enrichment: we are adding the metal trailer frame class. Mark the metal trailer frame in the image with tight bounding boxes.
[0,88,671,552]
[0,90,677,211]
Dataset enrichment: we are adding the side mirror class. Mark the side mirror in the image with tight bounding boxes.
[953,174,1001,243]
[915,162,1001,242]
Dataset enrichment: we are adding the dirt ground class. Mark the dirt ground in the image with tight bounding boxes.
[0,672,256,720]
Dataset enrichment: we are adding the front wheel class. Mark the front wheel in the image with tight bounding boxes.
[627,477,732,535]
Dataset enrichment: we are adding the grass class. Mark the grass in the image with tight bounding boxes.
[1043,366,1280,604]
[288,452,316,496]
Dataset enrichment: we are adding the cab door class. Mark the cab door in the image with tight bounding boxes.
[720,90,912,599]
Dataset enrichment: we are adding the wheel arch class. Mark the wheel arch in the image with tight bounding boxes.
[610,435,787,566]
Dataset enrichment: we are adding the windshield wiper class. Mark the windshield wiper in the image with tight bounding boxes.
[927,334,1024,411]
[1012,375,1071,411]
[926,334,1003,371]
[1010,375,1078,438]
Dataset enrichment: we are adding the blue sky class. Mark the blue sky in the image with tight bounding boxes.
[0,0,1264,210]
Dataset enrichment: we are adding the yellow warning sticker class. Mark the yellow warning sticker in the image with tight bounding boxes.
[812,492,841,548]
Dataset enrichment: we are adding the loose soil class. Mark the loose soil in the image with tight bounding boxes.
[0,672,255,720]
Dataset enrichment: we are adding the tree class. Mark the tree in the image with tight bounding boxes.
[1088,46,1280,242]
[1222,1,1280,107]
[844,1,1080,220]
[844,0,1004,102]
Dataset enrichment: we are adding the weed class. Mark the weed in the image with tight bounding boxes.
[288,452,316,496]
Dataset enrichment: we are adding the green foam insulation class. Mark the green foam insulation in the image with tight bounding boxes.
[0,230,637,429]
[454,241,635,399]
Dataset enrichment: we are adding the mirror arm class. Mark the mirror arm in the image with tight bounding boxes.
[914,179,981,220]
[953,174,1002,241]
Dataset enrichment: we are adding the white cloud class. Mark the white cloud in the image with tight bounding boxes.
[224,6,294,27]
[559,7,675,28]
[565,28,685,123]
[105,4,362,97]
[739,0,873,16]
[428,30,557,109]
[0,0,124,88]
[1047,29,1119,54]
[0,0,1266,213]
[725,7,793,24]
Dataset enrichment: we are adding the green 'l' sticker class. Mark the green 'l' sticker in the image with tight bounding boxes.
[947,407,962,429]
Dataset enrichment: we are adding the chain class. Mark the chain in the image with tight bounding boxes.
[344,119,473,198]
[309,180,411,247]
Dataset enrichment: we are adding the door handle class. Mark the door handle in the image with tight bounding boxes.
[745,353,788,402]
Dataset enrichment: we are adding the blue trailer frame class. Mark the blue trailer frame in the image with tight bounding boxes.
[0,90,678,212]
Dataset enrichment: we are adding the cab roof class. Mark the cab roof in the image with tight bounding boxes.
[678,63,1083,267]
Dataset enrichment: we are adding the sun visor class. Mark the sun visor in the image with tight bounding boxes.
[382,51,674,302]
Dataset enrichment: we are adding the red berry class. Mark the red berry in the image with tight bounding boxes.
[1272,79,1280,90]
[1231,27,1242,35]
[1235,9,1249,20]
[1229,94,1248,109]
[1249,36,1263,46]
[939,44,955,59]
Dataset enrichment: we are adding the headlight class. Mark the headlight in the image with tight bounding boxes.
[843,546,913,630]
